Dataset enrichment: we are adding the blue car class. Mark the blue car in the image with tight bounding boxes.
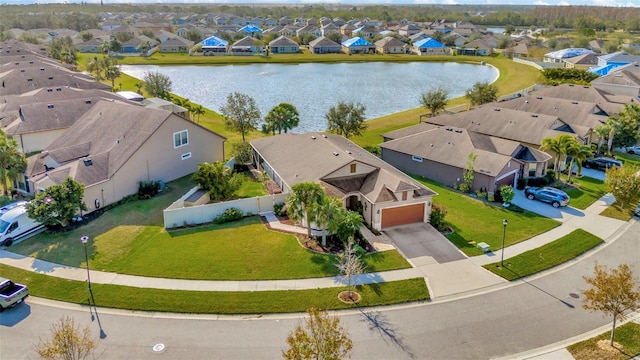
[524,187,570,208]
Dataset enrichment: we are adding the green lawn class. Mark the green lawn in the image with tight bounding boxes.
[0,264,429,314]
[568,322,640,360]
[615,151,640,168]
[412,176,560,256]
[483,229,603,281]
[236,172,268,198]
[600,202,635,221]
[557,175,607,210]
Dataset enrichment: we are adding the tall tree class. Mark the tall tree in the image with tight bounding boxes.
[329,208,364,244]
[605,164,640,209]
[461,152,477,193]
[287,182,324,238]
[37,316,96,360]
[310,196,342,247]
[104,64,121,90]
[192,162,242,202]
[336,237,366,301]
[143,71,173,98]
[582,263,640,346]
[606,104,640,150]
[220,92,261,142]
[263,103,300,135]
[325,101,367,139]
[568,143,593,179]
[191,104,205,123]
[27,178,87,228]
[419,86,449,117]
[0,135,26,197]
[283,307,353,360]
[465,81,499,106]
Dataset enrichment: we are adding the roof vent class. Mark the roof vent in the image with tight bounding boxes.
[56,87,61,91]
[14,62,18,65]
[531,114,538,117]
[569,84,574,87]
[40,68,45,71]
[446,127,453,131]
[536,96,542,100]
[430,144,434,147]
[345,150,351,154]
[332,151,339,156]
[322,134,327,138]
[85,100,92,104]
[572,101,578,104]
[20,69,25,72]
[455,129,462,133]
[525,100,529,103]
[83,157,93,166]
[47,104,54,109]
[493,108,500,111]
[47,88,52,92]
[28,61,33,64]
[48,76,53,80]
[311,135,316,140]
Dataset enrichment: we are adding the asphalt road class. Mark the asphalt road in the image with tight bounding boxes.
[1,221,638,360]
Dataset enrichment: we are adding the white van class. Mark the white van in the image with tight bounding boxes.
[0,204,44,247]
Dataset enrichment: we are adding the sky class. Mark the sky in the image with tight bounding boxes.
[1,0,639,6]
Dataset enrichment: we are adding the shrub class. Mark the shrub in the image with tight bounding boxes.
[500,185,516,204]
[516,178,527,190]
[475,189,487,199]
[458,183,471,193]
[213,207,243,224]
[493,189,503,203]
[363,145,381,156]
[544,170,556,185]
[429,203,447,231]
[273,202,287,217]
[527,177,548,187]
[138,180,160,199]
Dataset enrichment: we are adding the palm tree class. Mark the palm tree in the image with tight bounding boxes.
[264,103,300,135]
[0,136,26,197]
[87,56,103,80]
[104,65,121,89]
[572,144,594,179]
[134,82,144,95]
[329,208,364,244]
[310,196,342,247]
[286,182,324,238]
[541,134,576,179]
[192,105,205,123]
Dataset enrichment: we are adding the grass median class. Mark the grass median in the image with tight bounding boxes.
[0,264,428,314]
[483,229,603,281]
[567,322,640,360]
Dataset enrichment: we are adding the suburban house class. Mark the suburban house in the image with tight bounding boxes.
[0,63,111,96]
[491,95,607,144]
[374,37,407,54]
[561,53,598,69]
[268,36,299,54]
[229,36,263,55]
[77,37,105,53]
[398,24,422,37]
[23,100,226,212]
[6,97,134,154]
[341,37,374,54]
[592,63,640,97]
[422,106,582,150]
[458,39,492,56]
[200,35,229,55]
[308,36,342,54]
[543,48,595,65]
[159,37,194,53]
[411,37,450,56]
[251,133,436,230]
[533,84,633,116]
[380,124,551,194]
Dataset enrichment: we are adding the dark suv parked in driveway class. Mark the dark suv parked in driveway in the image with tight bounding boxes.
[583,157,622,170]
[524,186,570,208]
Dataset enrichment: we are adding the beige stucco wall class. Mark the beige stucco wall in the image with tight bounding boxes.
[323,161,377,179]
[82,115,224,212]
[370,193,433,231]
[19,129,67,154]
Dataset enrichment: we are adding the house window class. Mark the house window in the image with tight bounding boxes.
[181,152,192,160]
[173,130,189,148]
[412,155,423,162]
[402,191,407,201]
[350,164,356,173]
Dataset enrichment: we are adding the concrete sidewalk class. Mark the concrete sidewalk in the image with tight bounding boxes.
[470,193,627,267]
[0,194,630,298]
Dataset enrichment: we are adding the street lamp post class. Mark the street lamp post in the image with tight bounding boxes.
[501,219,508,267]
[80,236,91,291]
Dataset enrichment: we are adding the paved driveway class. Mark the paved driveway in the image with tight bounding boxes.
[382,223,466,263]
[512,189,585,222]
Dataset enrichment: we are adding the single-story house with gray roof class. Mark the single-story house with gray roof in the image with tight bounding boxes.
[251,132,436,230]
[381,124,551,194]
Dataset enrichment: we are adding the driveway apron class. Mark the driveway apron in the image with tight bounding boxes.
[382,223,465,263]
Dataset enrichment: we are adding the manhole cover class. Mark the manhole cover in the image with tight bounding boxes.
[569,293,580,299]
[152,343,166,353]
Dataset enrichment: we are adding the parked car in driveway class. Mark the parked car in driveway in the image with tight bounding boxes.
[524,187,570,208]
[583,157,622,170]
[635,204,640,217]
[627,146,640,155]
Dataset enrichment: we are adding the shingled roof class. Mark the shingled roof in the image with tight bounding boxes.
[251,133,435,204]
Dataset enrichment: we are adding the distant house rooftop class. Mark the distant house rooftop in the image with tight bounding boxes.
[116,91,144,102]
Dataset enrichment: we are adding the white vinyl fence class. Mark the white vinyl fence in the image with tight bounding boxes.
[163,186,287,229]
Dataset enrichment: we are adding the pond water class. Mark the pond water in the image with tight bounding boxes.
[121,62,498,133]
